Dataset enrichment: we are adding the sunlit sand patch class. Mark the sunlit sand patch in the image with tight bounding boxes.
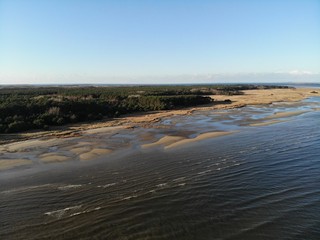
[0,159,33,170]
[90,148,113,155]
[165,131,236,149]
[40,154,71,163]
[141,136,185,149]
[83,126,123,135]
[57,184,83,190]
[247,110,309,127]
[264,111,308,120]
[45,205,82,219]
[79,152,97,161]
[249,120,287,127]
[3,139,61,152]
[79,148,113,161]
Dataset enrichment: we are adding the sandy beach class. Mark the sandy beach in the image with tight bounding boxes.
[0,88,319,170]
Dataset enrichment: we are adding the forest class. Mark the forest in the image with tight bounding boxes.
[0,84,289,133]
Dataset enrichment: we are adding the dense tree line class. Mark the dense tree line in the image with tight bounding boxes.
[0,84,289,133]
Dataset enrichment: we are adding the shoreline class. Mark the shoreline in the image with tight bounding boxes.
[0,88,319,171]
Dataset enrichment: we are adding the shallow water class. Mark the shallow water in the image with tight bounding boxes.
[1,98,320,239]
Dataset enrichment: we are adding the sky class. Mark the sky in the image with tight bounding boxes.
[0,0,319,84]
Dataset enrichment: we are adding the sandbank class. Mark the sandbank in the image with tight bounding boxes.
[0,159,33,170]
[40,155,71,163]
[249,120,287,127]
[264,111,308,119]
[79,148,113,161]
[211,88,319,107]
[165,131,236,150]
[2,139,61,152]
[83,126,123,135]
[141,136,185,149]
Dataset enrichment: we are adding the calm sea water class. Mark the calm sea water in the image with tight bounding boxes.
[1,98,320,240]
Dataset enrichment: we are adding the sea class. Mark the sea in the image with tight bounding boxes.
[0,97,319,240]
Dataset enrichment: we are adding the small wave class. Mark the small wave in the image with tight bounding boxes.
[45,205,82,219]
[197,170,212,175]
[1,184,53,194]
[57,184,83,190]
[172,177,186,182]
[206,163,221,168]
[177,183,186,187]
[97,183,116,188]
[70,206,102,217]
[156,183,167,188]
[122,195,138,200]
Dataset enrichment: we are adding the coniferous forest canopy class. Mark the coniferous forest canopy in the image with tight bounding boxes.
[0,85,290,133]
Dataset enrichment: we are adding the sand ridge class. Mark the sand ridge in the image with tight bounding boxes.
[141,136,185,149]
[264,111,308,119]
[79,148,113,161]
[40,155,71,163]
[249,120,287,127]
[211,88,319,107]
[0,159,33,170]
[165,131,237,149]
[248,110,309,127]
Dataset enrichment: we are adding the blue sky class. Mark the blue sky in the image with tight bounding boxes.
[0,0,319,84]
